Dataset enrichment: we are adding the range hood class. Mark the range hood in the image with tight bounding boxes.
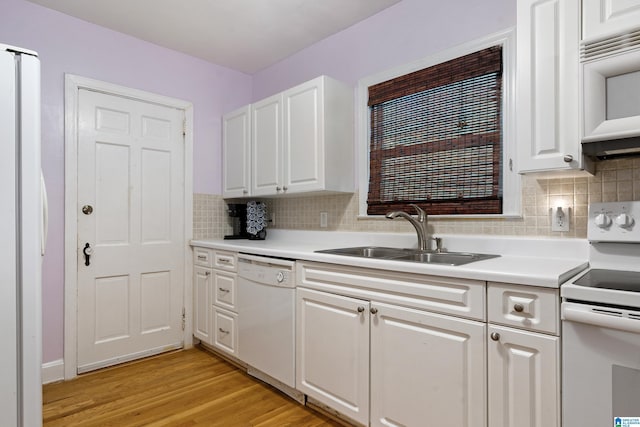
[582,136,640,160]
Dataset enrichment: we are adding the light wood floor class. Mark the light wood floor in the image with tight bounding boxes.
[43,346,345,426]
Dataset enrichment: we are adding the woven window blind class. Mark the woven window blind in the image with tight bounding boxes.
[367,46,503,215]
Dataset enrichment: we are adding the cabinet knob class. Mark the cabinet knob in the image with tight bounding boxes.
[357,306,365,313]
[283,186,288,191]
[276,186,282,191]
[563,155,573,163]
[513,303,524,313]
[242,189,248,194]
[205,271,211,276]
[490,332,500,341]
[370,307,378,315]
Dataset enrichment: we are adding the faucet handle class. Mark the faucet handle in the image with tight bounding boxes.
[432,237,443,253]
[409,204,427,220]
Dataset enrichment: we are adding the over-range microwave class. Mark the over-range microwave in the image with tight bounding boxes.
[581,28,640,159]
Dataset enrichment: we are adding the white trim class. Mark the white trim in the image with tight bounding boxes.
[356,28,520,217]
[64,74,193,380]
[42,359,64,385]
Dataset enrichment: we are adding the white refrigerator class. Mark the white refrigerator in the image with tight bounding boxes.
[0,43,44,427]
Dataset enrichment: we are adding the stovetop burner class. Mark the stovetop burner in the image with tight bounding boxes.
[573,269,640,292]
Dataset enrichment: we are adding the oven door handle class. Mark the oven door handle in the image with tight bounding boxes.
[562,302,640,334]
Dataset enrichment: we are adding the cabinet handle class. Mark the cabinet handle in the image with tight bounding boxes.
[370,307,378,315]
[357,306,365,313]
[490,332,500,341]
[219,287,230,293]
[513,303,524,313]
[218,328,229,334]
[276,186,282,191]
[242,189,248,194]
[197,255,207,260]
[205,271,211,276]
[283,186,288,191]
[563,154,573,163]
[218,257,232,264]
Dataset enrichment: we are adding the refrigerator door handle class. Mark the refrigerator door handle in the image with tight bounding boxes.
[41,171,48,256]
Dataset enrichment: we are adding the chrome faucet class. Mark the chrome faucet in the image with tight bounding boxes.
[386,204,430,251]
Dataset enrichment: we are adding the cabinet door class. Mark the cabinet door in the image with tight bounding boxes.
[488,325,560,427]
[296,288,370,426]
[517,0,582,173]
[282,77,323,193]
[251,94,282,196]
[370,302,486,427]
[583,0,640,41]
[222,106,251,198]
[193,265,211,344]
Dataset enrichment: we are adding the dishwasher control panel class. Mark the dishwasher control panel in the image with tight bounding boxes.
[238,254,296,288]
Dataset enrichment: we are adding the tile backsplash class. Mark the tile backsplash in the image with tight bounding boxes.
[194,158,640,240]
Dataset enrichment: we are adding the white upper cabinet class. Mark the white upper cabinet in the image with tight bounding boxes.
[251,94,283,196]
[223,75,354,198]
[517,0,587,173]
[281,76,354,194]
[582,0,640,41]
[222,106,251,198]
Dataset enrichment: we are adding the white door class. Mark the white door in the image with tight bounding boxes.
[251,93,282,196]
[77,89,185,373]
[296,288,370,426]
[488,325,560,427]
[222,105,251,198]
[370,302,486,427]
[282,78,323,193]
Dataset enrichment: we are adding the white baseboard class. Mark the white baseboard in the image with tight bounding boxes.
[42,359,64,384]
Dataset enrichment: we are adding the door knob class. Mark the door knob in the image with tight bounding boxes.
[83,243,93,266]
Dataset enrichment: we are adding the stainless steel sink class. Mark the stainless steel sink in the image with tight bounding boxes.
[315,246,500,266]
[316,246,411,259]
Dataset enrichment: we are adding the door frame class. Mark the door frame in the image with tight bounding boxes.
[64,74,194,380]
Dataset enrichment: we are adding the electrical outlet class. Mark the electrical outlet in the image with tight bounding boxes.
[269,213,275,227]
[320,212,328,228]
[551,206,570,232]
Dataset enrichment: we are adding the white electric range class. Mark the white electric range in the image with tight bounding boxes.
[561,201,640,427]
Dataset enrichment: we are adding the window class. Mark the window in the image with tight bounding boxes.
[358,30,519,217]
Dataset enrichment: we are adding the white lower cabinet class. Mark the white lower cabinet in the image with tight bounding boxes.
[487,325,560,427]
[193,265,211,343]
[296,288,370,425]
[487,282,561,427]
[296,286,486,427]
[192,247,239,356]
[370,302,486,427]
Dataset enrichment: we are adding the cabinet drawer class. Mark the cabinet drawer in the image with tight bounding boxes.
[213,271,236,311]
[214,250,237,272]
[487,283,559,335]
[212,307,238,356]
[194,247,213,268]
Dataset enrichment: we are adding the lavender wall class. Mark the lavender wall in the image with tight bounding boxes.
[1,0,252,363]
[252,0,516,100]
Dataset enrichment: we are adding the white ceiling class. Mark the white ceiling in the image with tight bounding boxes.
[26,0,401,74]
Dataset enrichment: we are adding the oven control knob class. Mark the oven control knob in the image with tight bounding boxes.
[615,213,634,229]
[594,213,611,228]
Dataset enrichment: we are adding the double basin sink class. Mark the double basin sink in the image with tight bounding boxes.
[316,246,500,266]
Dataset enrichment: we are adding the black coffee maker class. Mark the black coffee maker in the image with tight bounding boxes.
[224,203,249,239]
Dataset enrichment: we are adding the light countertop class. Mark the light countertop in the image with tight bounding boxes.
[192,230,589,288]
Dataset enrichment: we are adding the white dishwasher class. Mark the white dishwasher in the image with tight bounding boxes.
[237,253,296,389]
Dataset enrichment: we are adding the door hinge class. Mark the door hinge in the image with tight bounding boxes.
[181,307,186,331]
[182,118,186,137]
